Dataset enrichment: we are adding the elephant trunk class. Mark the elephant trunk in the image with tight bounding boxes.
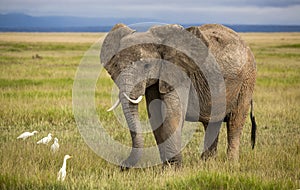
[119,82,145,169]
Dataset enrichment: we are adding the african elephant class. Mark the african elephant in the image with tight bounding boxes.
[100,23,257,169]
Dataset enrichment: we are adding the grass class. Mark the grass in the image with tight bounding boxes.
[0,32,299,189]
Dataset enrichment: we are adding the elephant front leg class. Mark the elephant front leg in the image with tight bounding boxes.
[155,116,183,166]
[201,121,222,160]
[146,87,185,166]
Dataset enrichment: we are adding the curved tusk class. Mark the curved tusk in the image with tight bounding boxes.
[107,98,121,112]
[123,93,143,104]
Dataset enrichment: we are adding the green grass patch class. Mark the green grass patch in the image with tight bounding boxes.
[257,75,300,87]
[0,78,42,88]
[275,43,300,48]
[165,171,293,190]
[0,41,91,52]
[0,78,74,89]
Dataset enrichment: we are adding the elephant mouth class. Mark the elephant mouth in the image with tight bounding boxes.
[123,93,143,104]
[107,93,143,112]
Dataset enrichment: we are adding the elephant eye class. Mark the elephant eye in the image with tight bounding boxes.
[144,63,150,69]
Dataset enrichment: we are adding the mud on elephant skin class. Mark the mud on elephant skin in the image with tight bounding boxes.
[100,23,257,169]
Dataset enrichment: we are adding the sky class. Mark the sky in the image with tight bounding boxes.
[0,0,300,25]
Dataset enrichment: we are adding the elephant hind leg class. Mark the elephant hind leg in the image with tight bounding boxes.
[226,112,246,161]
[227,78,254,161]
[226,96,251,161]
[201,121,222,160]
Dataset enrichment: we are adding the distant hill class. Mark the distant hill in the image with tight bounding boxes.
[0,13,160,28]
[0,13,300,32]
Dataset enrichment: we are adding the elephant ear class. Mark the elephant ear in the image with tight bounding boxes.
[148,24,209,94]
[100,23,135,69]
[185,26,210,48]
[159,59,192,94]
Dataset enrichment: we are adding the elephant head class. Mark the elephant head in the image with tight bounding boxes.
[101,24,161,99]
[101,23,209,100]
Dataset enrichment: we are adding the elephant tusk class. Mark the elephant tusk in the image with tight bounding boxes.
[123,93,143,104]
[107,98,121,112]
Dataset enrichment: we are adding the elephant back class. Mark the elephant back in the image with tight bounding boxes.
[198,24,251,76]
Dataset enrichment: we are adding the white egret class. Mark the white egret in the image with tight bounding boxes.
[57,155,72,181]
[51,137,59,153]
[37,133,52,144]
[17,131,38,140]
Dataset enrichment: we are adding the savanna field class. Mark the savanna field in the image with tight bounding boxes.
[0,32,299,189]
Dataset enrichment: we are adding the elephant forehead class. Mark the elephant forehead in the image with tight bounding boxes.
[119,24,184,50]
[119,32,161,50]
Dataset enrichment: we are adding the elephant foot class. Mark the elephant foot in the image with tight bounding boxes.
[120,159,139,171]
[162,153,182,169]
[200,149,217,161]
[119,148,143,171]
[120,166,129,171]
[120,165,130,171]
[227,149,239,162]
[162,161,182,171]
[120,159,133,171]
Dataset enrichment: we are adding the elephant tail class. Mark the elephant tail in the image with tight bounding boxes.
[250,99,257,149]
